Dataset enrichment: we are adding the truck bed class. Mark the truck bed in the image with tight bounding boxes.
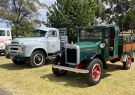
[123,42,135,52]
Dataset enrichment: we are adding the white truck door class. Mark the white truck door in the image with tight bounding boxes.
[47,30,60,53]
[6,30,12,45]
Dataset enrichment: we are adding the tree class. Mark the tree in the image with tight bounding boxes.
[0,0,46,37]
[100,0,132,31]
[47,0,97,42]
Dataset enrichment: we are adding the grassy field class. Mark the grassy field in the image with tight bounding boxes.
[0,56,135,95]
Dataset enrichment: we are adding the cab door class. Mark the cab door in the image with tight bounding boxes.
[101,29,110,60]
[109,27,118,57]
[47,30,60,53]
[6,30,12,45]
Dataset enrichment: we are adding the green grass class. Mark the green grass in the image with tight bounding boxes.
[0,56,135,95]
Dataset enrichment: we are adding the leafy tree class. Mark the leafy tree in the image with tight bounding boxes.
[100,0,135,32]
[0,0,46,37]
[47,0,97,42]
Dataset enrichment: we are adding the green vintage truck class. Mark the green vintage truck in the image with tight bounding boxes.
[52,25,135,86]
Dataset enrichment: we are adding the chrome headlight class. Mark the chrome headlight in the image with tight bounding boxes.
[100,43,105,48]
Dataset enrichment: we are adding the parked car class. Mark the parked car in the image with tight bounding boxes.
[52,25,134,86]
[0,28,12,55]
[5,27,67,67]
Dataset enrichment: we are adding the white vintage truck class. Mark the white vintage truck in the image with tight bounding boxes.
[5,27,67,67]
[0,28,12,55]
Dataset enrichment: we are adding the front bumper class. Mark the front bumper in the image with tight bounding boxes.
[52,65,89,74]
[5,52,25,59]
[0,49,4,53]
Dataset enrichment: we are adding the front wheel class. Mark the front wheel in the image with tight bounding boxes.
[123,55,131,70]
[52,68,67,76]
[86,58,103,86]
[29,51,46,68]
[52,56,67,76]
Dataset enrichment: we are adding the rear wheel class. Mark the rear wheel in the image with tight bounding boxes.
[123,54,131,70]
[12,59,26,65]
[29,51,46,68]
[86,58,103,86]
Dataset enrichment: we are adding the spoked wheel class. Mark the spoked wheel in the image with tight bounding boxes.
[123,55,131,70]
[92,63,101,82]
[86,58,103,86]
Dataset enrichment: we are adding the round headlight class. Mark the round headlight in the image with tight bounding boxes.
[100,43,105,48]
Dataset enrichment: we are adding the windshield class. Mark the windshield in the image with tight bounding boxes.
[80,27,102,40]
[32,29,47,37]
[0,30,5,36]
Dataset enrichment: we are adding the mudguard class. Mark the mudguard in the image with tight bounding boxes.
[53,50,65,58]
[85,53,107,69]
[85,53,99,60]
[53,50,66,65]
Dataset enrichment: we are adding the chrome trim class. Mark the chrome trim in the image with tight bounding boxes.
[65,44,80,65]
[7,45,25,54]
[52,65,89,74]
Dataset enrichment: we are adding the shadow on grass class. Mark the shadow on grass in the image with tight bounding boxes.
[0,53,5,56]
[41,63,124,88]
[41,72,91,88]
[41,72,112,88]
[0,62,52,70]
[0,58,52,70]
[0,63,31,70]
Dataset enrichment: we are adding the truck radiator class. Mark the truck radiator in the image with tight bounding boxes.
[66,48,77,64]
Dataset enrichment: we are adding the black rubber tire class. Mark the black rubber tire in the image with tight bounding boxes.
[29,51,46,68]
[12,59,26,65]
[52,68,67,76]
[123,54,131,70]
[86,58,103,86]
[52,56,67,76]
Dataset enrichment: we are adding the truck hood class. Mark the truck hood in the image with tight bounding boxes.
[75,41,101,49]
[12,37,46,45]
[75,41,101,60]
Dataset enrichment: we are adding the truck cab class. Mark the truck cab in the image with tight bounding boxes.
[52,25,133,86]
[5,27,67,67]
[0,28,12,54]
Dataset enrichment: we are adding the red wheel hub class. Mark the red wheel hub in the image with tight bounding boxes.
[92,64,101,81]
[126,56,131,67]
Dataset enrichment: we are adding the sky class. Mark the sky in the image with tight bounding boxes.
[38,0,55,21]
[0,0,55,28]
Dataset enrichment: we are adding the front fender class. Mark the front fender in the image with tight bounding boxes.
[53,50,65,57]
[85,53,99,60]
[53,50,65,65]
[85,53,107,69]
[24,44,47,57]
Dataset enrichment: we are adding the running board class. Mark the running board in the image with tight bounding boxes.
[52,65,89,74]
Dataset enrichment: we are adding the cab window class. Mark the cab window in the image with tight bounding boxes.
[0,30,5,36]
[7,30,11,36]
[49,30,57,37]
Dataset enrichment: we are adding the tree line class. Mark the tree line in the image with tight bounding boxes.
[0,0,135,41]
